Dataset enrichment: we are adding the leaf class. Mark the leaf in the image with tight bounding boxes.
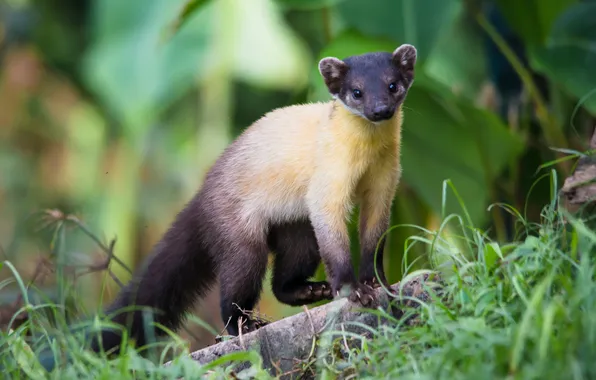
[83,0,311,136]
[484,243,502,272]
[7,331,47,379]
[495,0,578,46]
[400,79,524,225]
[274,0,346,10]
[474,289,496,316]
[529,2,596,115]
[83,0,213,134]
[227,0,312,90]
[176,0,212,31]
[336,0,459,62]
[308,32,524,226]
[424,2,488,101]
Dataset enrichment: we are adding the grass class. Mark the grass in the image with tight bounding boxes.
[317,175,596,379]
[2,173,596,379]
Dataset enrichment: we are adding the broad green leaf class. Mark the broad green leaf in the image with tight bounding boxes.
[336,0,459,62]
[400,79,523,225]
[176,0,213,31]
[308,32,524,226]
[530,2,596,115]
[227,0,312,90]
[495,0,578,46]
[83,0,311,137]
[484,243,502,272]
[6,330,47,379]
[275,0,346,10]
[83,0,213,135]
[424,3,488,101]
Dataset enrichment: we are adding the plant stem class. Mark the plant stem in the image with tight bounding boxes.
[476,12,570,175]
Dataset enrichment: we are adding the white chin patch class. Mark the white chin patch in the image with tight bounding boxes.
[339,101,382,125]
[337,99,368,120]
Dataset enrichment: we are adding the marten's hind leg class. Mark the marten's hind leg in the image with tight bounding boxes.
[269,220,334,306]
[218,238,270,336]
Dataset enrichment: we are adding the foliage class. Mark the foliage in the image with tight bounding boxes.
[530,1,596,114]
[315,174,596,380]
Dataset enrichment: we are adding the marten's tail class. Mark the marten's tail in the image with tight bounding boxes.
[38,195,217,371]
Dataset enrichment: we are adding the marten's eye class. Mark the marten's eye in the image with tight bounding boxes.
[388,82,398,93]
[352,89,363,99]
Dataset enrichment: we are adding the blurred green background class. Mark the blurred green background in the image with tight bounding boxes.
[0,0,595,351]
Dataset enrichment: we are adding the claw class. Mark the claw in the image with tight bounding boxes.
[362,276,385,290]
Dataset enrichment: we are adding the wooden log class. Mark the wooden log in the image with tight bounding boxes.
[165,273,441,378]
[560,126,596,212]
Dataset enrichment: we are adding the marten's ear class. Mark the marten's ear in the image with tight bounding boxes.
[319,57,349,96]
[392,44,417,85]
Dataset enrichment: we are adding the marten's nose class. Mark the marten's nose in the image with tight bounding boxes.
[372,105,393,121]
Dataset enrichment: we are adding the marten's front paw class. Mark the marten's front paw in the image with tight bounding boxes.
[347,282,377,307]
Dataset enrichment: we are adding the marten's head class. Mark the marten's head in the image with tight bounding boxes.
[319,44,417,123]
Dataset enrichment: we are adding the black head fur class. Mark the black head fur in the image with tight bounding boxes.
[319,44,417,123]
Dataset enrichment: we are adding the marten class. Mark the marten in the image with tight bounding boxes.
[41,43,417,368]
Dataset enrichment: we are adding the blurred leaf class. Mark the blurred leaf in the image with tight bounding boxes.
[7,331,46,379]
[424,3,487,101]
[495,0,578,46]
[484,243,501,272]
[176,0,212,30]
[309,28,398,57]
[275,0,346,10]
[227,0,312,90]
[308,32,524,226]
[400,78,524,225]
[530,2,596,115]
[63,103,106,205]
[83,0,311,136]
[83,0,213,136]
[336,0,459,61]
